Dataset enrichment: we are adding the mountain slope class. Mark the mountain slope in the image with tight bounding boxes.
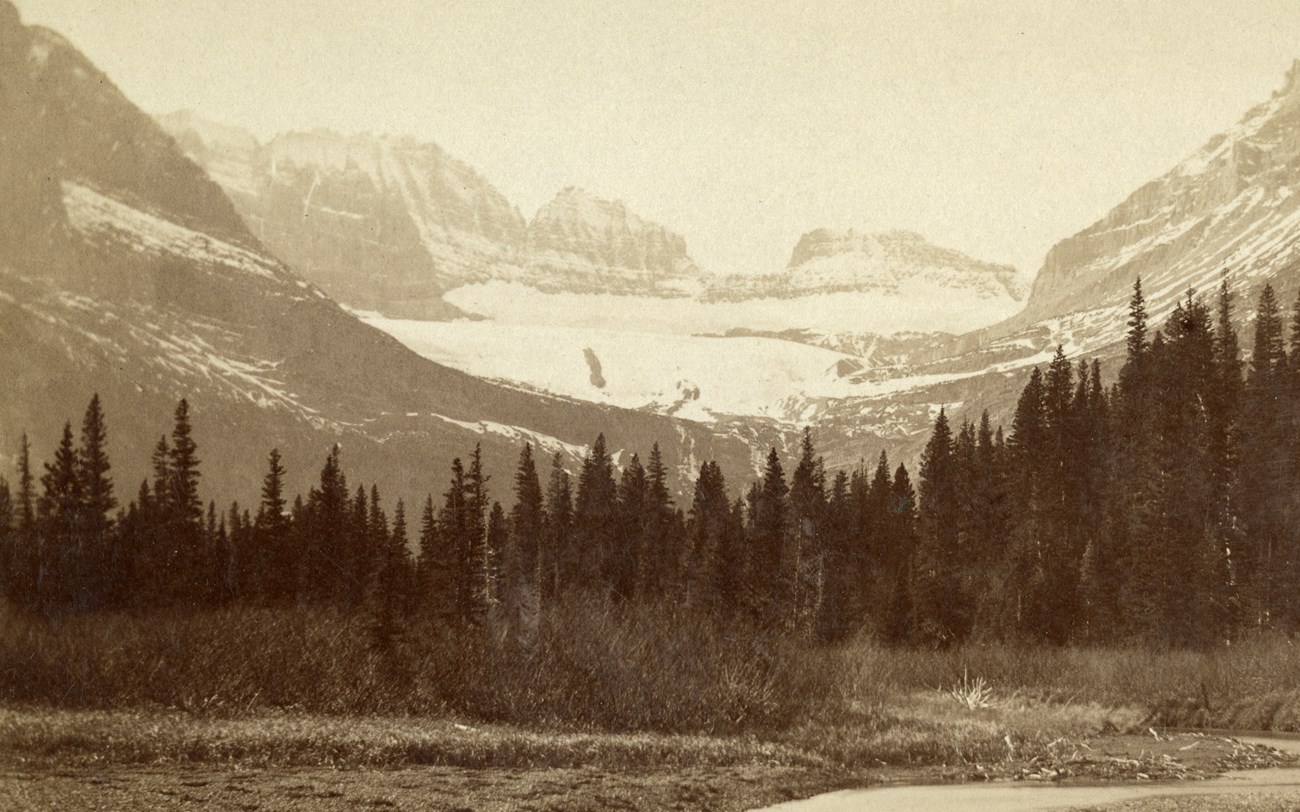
[0,4,770,509]
[1023,59,1300,329]
[795,57,1300,468]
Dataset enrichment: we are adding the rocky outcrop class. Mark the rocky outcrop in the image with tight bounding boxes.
[156,115,529,318]
[708,229,1025,302]
[525,187,700,296]
[158,118,706,311]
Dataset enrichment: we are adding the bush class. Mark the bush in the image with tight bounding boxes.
[0,600,834,734]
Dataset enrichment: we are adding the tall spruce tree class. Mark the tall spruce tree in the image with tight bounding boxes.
[504,444,544,636]
[913,408,966,646]
[573,434,617,596]
[542,453,574,606]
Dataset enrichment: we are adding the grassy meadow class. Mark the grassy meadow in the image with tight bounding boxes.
[4,604,1300,770]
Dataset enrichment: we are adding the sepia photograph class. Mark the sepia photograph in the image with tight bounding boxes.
[6,0,1300,809]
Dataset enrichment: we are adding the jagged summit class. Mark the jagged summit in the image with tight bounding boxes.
[159,115,707,306]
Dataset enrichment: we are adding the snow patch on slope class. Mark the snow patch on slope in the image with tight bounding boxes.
[61,181,284,282]
[428,413,589,460]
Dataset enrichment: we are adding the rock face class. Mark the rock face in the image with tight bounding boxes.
[707,229,1026,302]
[157,116,704,312]
[526,187,700,295]
[0,2,765,509]
[157,114,529,318]
[1022,59,1300,326]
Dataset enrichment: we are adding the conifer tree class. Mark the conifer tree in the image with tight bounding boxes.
[254,449,290,601]
[167,400,204,604]
[12,434,36,610]
[76,394,115,569]
[502,444,544,622]
[415,493,444,613]
[1240,284,1291,628]
[542,453,573,606]
[788,428,827,635]
[882,463,917,644]
[465,444,490,620]
[573,434,617,596]
[0,480,13,605]
[747,448,789,625]
[39,422,79,611]
[684,460,730,613]
[368,498,410,653]
[613,453,646,601]
[637,442,676,600]
[438,457,472,621]
[913,408,966,646]
[484,501,507,612]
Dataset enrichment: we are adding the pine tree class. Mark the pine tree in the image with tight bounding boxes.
[503,444,544,631]
[76,394,115,607]
[684,460,731,613]
[1240,284,1291,628]
[438,457,472,622]
[913,408,966,646]
[11,434,37,610]
[747,447,789,626]
[38,423,79,611]
[573,434,617,597]
[254,448,291,601]
[818,469,857,641]
[415,493,446,614]
[465,444,490,621]
[484,501,507,612]
[637,442,676,601]
[368,498,410,653]
[542,453,573,607]
[167,400,204,604]
[882,463,917,644]
[862,451,894,628]
[1126,278,1149,366]
[613,453,646,601]
[0,479,13,605]
[787,428,827,635]
[304,445,348,604]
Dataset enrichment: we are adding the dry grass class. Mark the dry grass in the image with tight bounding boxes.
[3,603,1298,777]
[0,601,830,734]
[0,696,1141,772]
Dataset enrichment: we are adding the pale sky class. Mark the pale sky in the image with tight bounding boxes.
[15,0,1300,278]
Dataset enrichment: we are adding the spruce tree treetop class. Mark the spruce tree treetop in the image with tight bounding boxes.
[1251,283,1285,382]
[78,394,115,531]
[1127,277,1148,362]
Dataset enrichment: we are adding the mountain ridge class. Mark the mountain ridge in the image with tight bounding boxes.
[0,3,774,511]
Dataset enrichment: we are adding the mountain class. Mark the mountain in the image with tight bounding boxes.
[156,113,527,319]
[157,116,703,312]
[790,57,1300,469]
[526,187,701,296]
[0,3,770,511]
[701,229,1027,335]
[1023,59,1300,330]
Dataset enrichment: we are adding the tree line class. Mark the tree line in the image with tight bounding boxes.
[0,278,1296,648]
